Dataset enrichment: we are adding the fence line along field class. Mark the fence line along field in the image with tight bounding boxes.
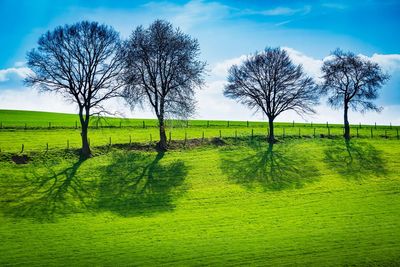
[0,110,399,153]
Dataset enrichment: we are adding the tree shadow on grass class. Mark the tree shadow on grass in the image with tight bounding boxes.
[1,159,91,221]
[220,142,320,191]
[96,151,188,216]
[324,140,387,180]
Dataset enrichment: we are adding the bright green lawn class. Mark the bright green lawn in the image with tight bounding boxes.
[0,138,399,266]
[1,110,399,153]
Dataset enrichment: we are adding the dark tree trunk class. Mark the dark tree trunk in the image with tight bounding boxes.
[79,108,91,158]
[344,102,350,140]
[268,117,275,144]
[157,117,168,151]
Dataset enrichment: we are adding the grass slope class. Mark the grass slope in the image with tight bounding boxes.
[0,110,399,153]
[0,138,399,266]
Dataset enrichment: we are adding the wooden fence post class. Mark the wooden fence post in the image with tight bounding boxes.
[75,121,78,129]
[292,120,295,127]
[219,130,222,138]
[21,144,24,153]
[109,137,112,146]
[207,120,209,128]
[143,121,145,128]
[298,128,301,137]
[46,143,49,151]
[246,121,249,127]
[227,121,230,127]
[326,121,329,128]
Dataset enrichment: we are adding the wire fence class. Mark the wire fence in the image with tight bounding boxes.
[1,125,399,154]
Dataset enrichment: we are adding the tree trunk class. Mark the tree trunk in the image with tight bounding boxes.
[344,102,350,140]
[157,117,168,151]
[268,117,275,144]
[79,108,91,158]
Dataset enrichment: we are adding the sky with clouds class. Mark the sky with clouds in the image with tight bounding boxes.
[0,0,399,124]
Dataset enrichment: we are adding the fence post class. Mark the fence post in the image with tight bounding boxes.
[46,143,49,151]
[109,137,112,146]
[75,121,78,129]
[21,144,24,153]
[207,120,209,128]
[326,121,329,128]
[311,122,313,127]
[219,130,222,138]
[48,122,51,129]
[292,120,295,127]
[247,121,249,127]
[371,128,373,138]
[251,128,254,139]
[227,121,230,127]
[143,121,145,128]
[298,128,301,138]
[119,121,122,128]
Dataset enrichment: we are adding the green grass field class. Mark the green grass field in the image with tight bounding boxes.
[0,109,399,153]
[0,110,399,266]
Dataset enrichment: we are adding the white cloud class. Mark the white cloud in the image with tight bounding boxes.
[257,6,311,16]
[0,67,32,82]
[211,55,248,78]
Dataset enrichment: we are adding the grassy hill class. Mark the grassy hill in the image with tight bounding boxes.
[0,110,399,265]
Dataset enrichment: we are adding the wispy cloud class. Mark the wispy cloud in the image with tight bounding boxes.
[260,6,312,16]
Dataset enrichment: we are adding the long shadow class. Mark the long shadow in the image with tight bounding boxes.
[2,159,89,221]
[220,142,320,191]
[324,139,387,180]
[96,151,188,216]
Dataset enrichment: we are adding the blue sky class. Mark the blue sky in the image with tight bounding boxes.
[0,0,399,124]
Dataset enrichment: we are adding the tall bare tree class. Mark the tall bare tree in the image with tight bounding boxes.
[25,21,123,158]
[122,19,206,151]
[224,47,319,143]
[321,49,389,140]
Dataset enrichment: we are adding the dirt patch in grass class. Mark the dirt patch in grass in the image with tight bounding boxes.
[11,154,30,164]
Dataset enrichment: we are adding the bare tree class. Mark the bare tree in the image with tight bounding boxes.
[224,47,319,143]
[321,49,389,140]
[25,21,123,158]
[122,19,206,151]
